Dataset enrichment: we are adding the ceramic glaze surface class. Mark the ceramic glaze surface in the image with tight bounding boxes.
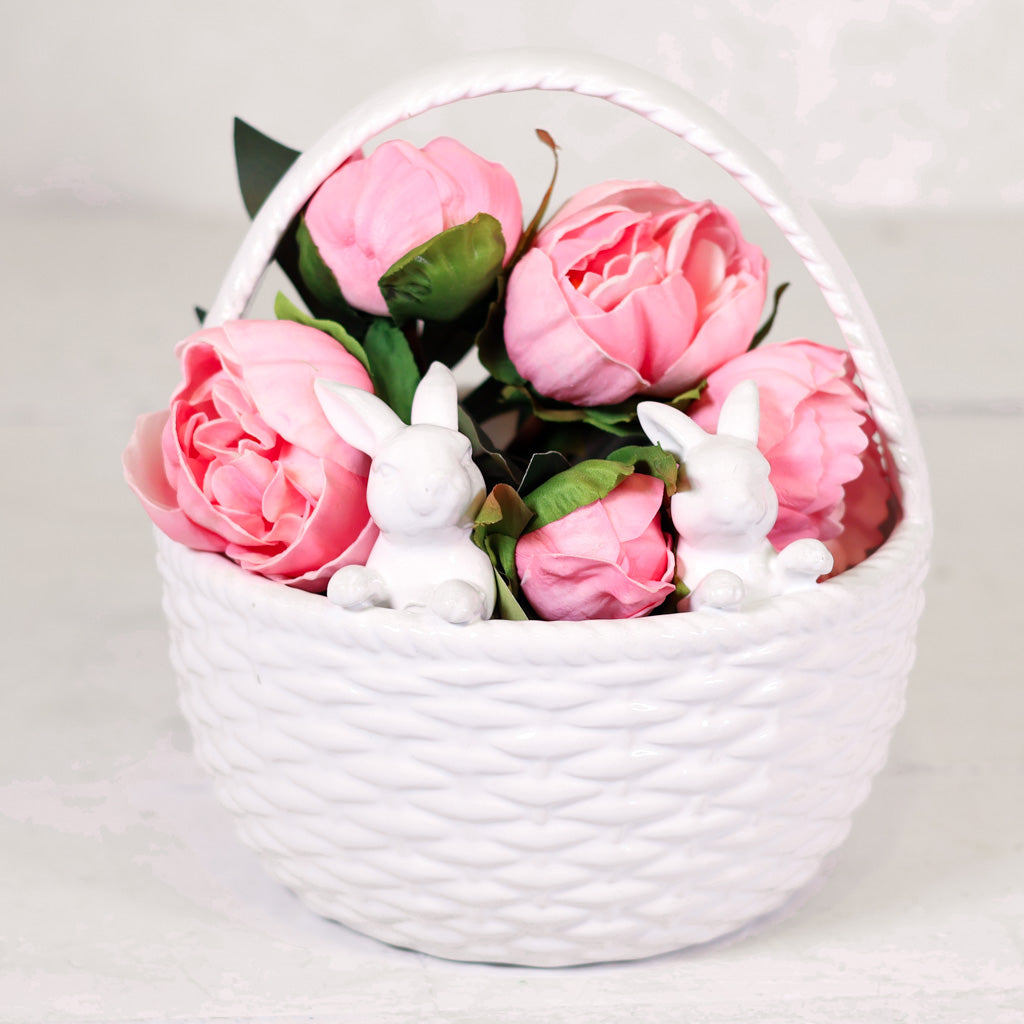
[158,521,927,966]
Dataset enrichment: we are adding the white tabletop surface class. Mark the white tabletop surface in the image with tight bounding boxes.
[2,202,1022,1023]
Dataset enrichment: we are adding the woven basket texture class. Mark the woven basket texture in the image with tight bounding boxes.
[155,51,932,966]
[158,519,927,966]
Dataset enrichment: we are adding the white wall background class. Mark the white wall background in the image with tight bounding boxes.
[4,0,1022,216]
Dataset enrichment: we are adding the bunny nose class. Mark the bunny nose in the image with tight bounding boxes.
[410,473,446,515]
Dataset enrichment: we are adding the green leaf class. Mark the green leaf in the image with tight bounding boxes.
[273,292,371,374]
[749,281,790,350]
[522,459,635,532]
[379,213,506,325]
[234,117,301,219]
[606,444,681,496]
[362,319,421,423]
[194,306,206,325]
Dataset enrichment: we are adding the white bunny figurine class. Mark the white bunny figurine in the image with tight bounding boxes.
[314,362,496,624]
[637,379,832,612]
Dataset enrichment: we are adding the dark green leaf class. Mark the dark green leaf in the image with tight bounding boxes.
[273,292,371,374]
[234,117,301,219]
[518,450,572,495]
[363,319,421,423]
[419,289,497,371]
[379,213,506,325]
[194,306,206,325]
[522,459,635,532]
[475,283,525,385]
[749,281,790,350]
[457,407,520,488]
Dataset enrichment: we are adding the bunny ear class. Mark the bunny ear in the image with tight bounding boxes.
[716,379,761,445]
[315,378,403,457]
[637,400,709,462]
[410,362,459,431]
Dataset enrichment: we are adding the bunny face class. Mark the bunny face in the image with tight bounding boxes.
[368,425,486,535]
[671,440,778,545]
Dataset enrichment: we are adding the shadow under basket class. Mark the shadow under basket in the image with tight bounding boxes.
[155,51,931,968]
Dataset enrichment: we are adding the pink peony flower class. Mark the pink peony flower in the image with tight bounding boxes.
[123,319,377,590]
[304,136,523,316]
[688,339,892,571]
[503,180,768,406]
[515,474,675,621]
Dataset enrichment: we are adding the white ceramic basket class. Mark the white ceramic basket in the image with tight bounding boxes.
[156,51,931,967]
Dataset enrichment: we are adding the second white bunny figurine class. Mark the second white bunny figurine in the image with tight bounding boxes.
[638,380,833,611]
[315,362,496,624]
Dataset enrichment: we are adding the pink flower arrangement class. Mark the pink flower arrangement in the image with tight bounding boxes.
[123,319,377,590]
[125,127,896,618]
[688,339,891,572]
[504,181,768,406]
[305,137,523,317]
[516,474,675,621]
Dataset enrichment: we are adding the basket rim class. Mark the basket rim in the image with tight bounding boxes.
[155,511,929,665]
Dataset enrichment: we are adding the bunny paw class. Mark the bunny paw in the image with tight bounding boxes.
[327,565,388,610]
[691,570,745,612]
[429,579,489,625]
[777,538,834,587]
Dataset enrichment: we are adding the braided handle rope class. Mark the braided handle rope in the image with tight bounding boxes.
[206,49,930,529]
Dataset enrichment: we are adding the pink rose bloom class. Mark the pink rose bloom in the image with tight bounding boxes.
[516,474,675,621]
[689,339,892,571]
[304,136,523,316]
[123,320,377,590]
[504,181,768,406]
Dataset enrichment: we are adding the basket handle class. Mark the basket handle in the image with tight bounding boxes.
[206,49,929,528]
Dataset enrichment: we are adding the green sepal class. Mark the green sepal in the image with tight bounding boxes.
[234,117,300,219]
[606,444,682,497]
[362,319,421,424]
[521,459,636,533]
[379,213,506,325]
[273,292,372,374]
[749,281,790,351]
[472,484,535,620]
